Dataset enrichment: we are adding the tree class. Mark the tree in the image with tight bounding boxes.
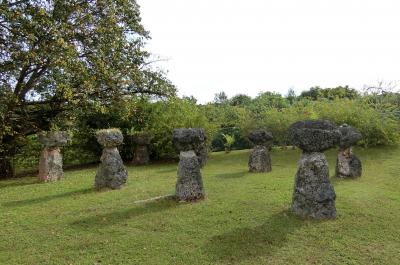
[286,88,297,105]
[0,0,175,178]
[299,86,359,101]
[229,94,252,107]
[213,91,228,104]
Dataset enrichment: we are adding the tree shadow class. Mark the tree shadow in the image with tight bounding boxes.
[215,170,248,179]
[3,187,95,207]
[72,195,178,228]
[202,210,307,263]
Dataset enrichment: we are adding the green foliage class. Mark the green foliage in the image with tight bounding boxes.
[144,98,216,159]
[229,94,252,107]
[256,100,400,147]
[299,86,360,100]
[221,133,235,153]
[0,0,175,178]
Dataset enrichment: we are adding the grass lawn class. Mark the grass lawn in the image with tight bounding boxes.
[0,147,399,265]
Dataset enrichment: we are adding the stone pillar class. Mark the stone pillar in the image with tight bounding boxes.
[288,120,340,219]
[131,134,151,165]
[248,129,273,172]
[172,128,207,201]
[95,129,127,190]
[38,131,69,182]
[336,124,362,178]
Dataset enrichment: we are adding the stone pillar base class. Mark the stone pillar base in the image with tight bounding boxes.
[292,152,336,219]
[336,147,362,178]
[95,147,127,189]
[176,151,205,201]
[132,145,150,165]
[248,146,272,172]
[38,147,63,182]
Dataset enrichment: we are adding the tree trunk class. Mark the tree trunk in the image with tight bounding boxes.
[0,137,16,179]
[0,156,15,179]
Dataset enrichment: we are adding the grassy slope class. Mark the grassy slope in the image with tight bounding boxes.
[0,147,399,265]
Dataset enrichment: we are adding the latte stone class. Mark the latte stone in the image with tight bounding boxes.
[95,129,127,190]
[288,120,340,219]
[37,131,69,182]
[173,128,207,201]
[336,124,362,178]
[131,134,151,165]
[248,129,273,173]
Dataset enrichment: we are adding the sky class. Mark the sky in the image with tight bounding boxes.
[138,0,400,103]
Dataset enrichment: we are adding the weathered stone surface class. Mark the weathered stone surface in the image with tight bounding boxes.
[338,124,362,148]
[336,147,362,178]
[96,129,124,148]
[95,147,128,189]
[173,128,208,167]
[38,147,64,182]
[176,151,205,201]
[131,134,152,146]
[288,120,340,152]
[292,152,336,219]
[95,128,127,189]
[132,145,150,165]
[248,129,273,146]
[248,146,271,172]
[131,134,151,165]
[38,131,69,147]
[37,131,69,182]
[335,124,362,178]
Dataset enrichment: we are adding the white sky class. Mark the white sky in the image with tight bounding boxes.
[138,0,400,103]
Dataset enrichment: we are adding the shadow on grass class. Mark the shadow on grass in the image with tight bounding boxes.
[203,210,305,262]
[3,187,95,207]
[156,167,177,174]
[215,170,248,179]
[72,195,178,228]
[0,178,39,189]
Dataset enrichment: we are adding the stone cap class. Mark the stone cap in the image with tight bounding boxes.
[172,128,206,151]
[338,124,362,148]
[96,128,124,147]
[38,131,69,147]
[131,133,152,145]
[288,120,340,152]
[248,129,273,146]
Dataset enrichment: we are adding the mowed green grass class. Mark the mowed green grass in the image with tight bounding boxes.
[0,147,399,265]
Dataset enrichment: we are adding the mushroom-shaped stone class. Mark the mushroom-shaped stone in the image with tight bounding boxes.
[38,131,69,182]
[95,129,127,189]
[248,129,273,173]
[131,133,152,165]
[173,128,208,167]
[173,128,206,201]
[248,129,273,147]
[336,124,362,178]
[288,120,340,152]
[289,120,338,219]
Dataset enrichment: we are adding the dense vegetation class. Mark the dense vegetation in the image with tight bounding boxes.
[11,85,400,174]
[1,147,399,264]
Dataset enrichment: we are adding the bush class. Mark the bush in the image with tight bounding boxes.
[257,100,400,147]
